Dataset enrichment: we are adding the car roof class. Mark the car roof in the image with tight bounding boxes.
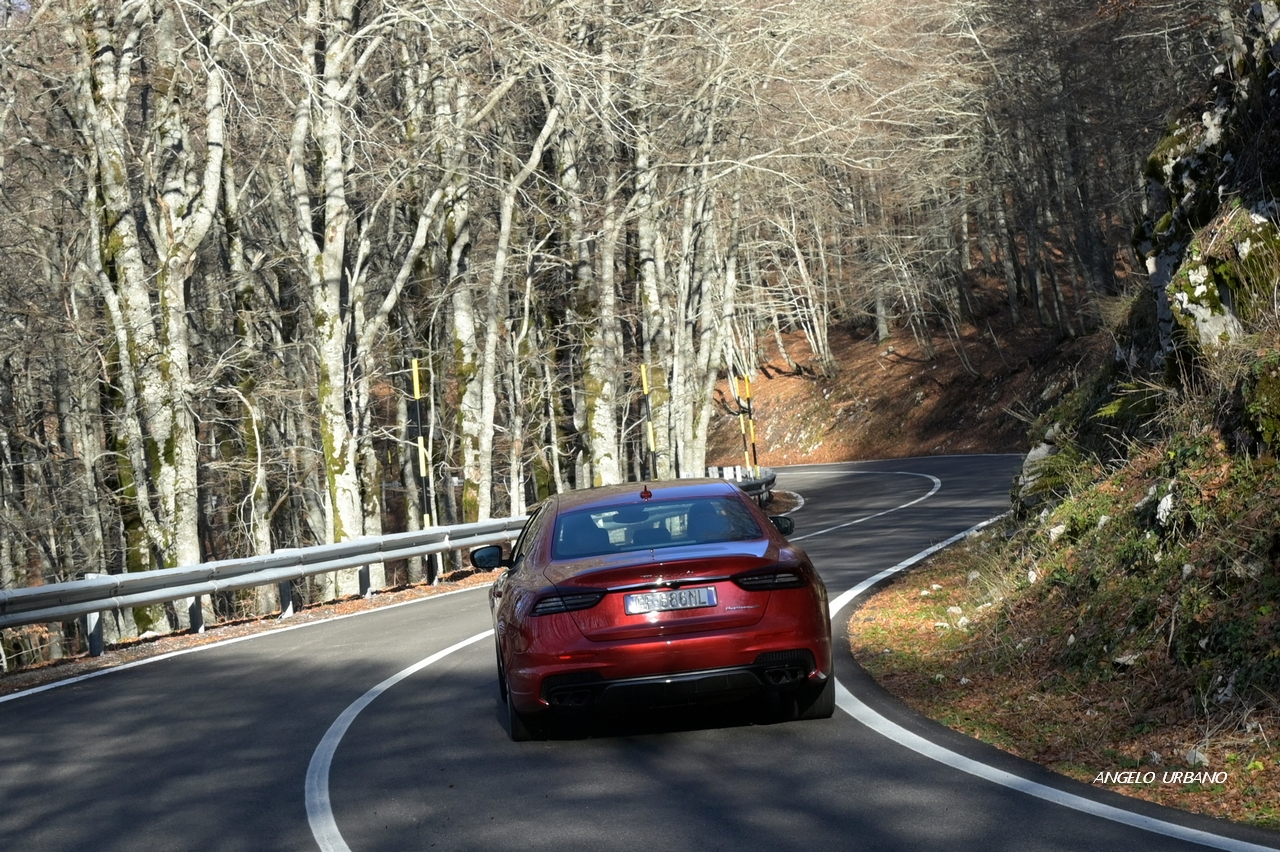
[550,479,745,513]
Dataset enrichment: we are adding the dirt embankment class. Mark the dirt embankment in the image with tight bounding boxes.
[707,322,1107,467]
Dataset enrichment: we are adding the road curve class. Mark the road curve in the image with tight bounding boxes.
[2,455,1277,852]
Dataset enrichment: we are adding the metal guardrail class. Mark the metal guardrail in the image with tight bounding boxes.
[0,471,776,657]
[708,466,776,504]
[0,517,527,641]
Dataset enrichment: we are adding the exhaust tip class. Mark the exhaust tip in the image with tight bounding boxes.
[763,666,805,686]
[550,689,594,707]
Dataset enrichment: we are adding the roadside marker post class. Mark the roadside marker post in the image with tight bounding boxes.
[641,364,658,480]
[411,359,439,584]
[743,375,759,478]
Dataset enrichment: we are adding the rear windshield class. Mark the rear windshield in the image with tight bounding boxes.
[551,496,763,560]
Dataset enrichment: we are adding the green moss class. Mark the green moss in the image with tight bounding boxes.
[1244,351,1280,447]
[123,522,167,632]
[131,605,165,634]
[1164,209,1280,350]
[453,336,477,386]
[143,435,163,488]
[531,457,554,502]
[461,480,479,523]
[315,360,348,541]
[1144,123,1196,182]
[102,226,127,265]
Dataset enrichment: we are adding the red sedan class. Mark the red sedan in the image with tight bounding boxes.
[469,479,834,740]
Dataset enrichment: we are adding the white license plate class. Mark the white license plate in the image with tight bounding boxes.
[624,586,718,615]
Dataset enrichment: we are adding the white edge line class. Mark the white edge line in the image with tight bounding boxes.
[0,465,936,706]
[791,472,941,542]
[305,629,493,852]
[297,475,943,850]
[778,452,1024,469]
[0,584,490,706]
[829,515,1278,852]
[260,470,1267,852]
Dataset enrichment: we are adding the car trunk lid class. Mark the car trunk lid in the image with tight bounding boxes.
[546,541,777,641]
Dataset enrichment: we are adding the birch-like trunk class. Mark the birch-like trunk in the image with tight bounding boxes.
[666,70,726,478]
[284,0,379,594]
[633,103,674,480]
[67,0,229,629]
[555,56,623,487]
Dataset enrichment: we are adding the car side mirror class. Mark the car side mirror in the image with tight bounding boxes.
[769,516,795,536]
[470,544,509,570]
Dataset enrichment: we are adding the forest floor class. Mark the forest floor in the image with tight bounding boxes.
[849,531,1280,831]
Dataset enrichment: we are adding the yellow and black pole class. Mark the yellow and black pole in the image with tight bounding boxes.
[411,358,438,584]
[640,364,658,480]
[739,374,760,478]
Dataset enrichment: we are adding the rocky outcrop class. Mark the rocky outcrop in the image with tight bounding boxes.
[1134,2,1280,449]
[1013,424,1062,512]
[1135,2,1280,354]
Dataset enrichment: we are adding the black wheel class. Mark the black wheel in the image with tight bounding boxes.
[796,676,835,720]
[495,642,508,704]
[506,678,539,741]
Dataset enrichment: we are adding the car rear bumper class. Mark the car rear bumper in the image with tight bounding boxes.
[502,597,833,715]
[529,648,825,713]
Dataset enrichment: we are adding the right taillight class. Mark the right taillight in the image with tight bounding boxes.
[733,568,807,591]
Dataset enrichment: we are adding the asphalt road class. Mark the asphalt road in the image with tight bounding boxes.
[2,456,1278,852]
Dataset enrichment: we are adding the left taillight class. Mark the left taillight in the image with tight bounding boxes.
[531,591,605,615]
[733,566,808,591]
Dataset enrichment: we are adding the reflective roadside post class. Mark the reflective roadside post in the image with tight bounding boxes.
[743,374,760,478]
[641,364,658,480]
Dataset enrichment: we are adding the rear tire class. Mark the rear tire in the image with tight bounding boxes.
[796,676,835,720]
[495,643,508,704]
[506,683,539,742]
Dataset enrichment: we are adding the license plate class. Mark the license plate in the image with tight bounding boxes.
[624,586,718,615]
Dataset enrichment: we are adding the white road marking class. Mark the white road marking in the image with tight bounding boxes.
[825,515,1278,852]
[302,470,1275,852]
[790,472,941,541]
[301,475,946,851]
[305,629,494,852]
[0,585,485,706]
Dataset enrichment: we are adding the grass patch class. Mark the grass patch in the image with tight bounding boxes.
[849,519,1280,830]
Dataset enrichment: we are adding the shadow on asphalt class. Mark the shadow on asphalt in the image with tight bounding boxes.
[500,695,806,742]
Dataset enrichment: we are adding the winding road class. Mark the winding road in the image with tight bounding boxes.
[2,456,1278,851]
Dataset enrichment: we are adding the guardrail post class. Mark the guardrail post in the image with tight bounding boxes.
[358,566,371,597]
[278,580,295,618]
[81,573,106,657]
[188,597,204,634]
[85,611,105,657]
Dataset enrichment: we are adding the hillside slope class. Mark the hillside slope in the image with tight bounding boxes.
[1004,0,1280,706]
[844,3,1280,829]
[706,320,1109,468]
